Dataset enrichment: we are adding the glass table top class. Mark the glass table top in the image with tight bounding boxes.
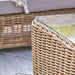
[35,14,75,44]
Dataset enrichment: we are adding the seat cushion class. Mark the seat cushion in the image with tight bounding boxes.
[0,0,75,14]
[27,0,75,12]
[0,1,23,15]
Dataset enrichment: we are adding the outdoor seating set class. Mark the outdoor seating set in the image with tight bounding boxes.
[0,0,75,75]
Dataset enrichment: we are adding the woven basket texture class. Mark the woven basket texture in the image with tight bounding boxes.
[0,14,33,49]
[32,9,75,75]
[0,8,75,49]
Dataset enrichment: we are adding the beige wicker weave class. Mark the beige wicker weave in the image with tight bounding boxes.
[32,14,75,74]
[0,14,34,49]
[0,8,75,49]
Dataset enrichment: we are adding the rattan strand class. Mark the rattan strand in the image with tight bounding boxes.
[0,8,75,49]
[32,9,75,75]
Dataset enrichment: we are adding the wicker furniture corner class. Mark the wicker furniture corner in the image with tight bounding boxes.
[0,8,75,49]
[32,16,75,74]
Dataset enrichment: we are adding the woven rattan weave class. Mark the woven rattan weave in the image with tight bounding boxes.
[0,8,75,49]
[0,14,34,49]
[32,13,75,75]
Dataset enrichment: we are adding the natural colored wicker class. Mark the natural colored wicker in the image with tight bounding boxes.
[0,14,34,49]
[0,8,75,49]
[32,14,75,74]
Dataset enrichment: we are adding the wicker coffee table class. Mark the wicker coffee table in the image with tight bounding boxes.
[32,14,75,75]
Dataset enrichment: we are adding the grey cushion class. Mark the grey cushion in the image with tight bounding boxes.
[0,1,23,15]
[27,0,75,12]
[0,0,75,15]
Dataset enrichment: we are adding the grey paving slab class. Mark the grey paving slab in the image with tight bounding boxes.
[0,47,33,75]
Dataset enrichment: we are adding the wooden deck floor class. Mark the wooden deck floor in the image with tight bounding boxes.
[0,47,33,75]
